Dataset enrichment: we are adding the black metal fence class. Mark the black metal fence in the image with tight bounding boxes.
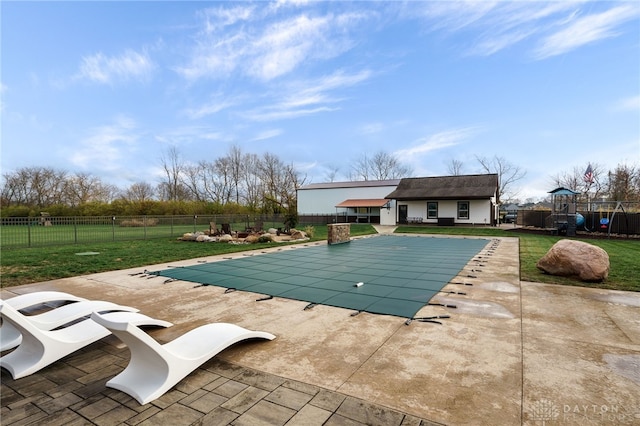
[0,214,293,248]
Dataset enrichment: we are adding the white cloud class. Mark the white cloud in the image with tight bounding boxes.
[243,69,371,121]
[359,122,385,135]
[415,1,638,59]
[613,95,640,112]
[394,127,479,158]
[154,126,226,146]
[70,116,138,170]
[244,106,337,122]
[76,49,155,84]
[184,93,239,119]
[248,14,333,80]
[199,4,256,34]
[177,7,373,82]
[533,4,639,59]
[251,129,283,141]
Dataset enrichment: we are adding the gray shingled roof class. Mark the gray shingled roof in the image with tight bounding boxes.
[385,174,498,200]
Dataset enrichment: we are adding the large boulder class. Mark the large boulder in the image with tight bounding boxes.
[536,239,609,282]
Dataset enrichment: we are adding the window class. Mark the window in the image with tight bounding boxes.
[457,201,469,219]
[427,202,438,219]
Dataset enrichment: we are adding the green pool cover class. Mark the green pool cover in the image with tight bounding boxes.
[151,235,489,319]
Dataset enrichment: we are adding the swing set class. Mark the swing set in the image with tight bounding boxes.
[582,201,633,238]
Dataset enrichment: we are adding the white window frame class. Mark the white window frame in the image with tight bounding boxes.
[427,201,438,219]
[457,201,469,219]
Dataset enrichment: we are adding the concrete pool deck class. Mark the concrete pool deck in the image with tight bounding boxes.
[2,230,639,425]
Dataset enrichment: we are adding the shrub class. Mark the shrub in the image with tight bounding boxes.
[120,218,159,227]
[304,225,315,238]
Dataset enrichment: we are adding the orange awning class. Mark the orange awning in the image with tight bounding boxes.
[335,199,389,208]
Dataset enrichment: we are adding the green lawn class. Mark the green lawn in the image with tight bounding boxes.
[1,224,638,292]
[0,219,285,248]
[0,224,376,288]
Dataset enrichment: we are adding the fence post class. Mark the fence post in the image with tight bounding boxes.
[28,217,32,247]
[144,216,147,240]
[112,216,116,241]
[74,216,78,244]
[194,215,197,233]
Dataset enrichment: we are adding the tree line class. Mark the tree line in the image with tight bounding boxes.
[549,162,640,206]
[1,146,418,218]
[2,142,637,218]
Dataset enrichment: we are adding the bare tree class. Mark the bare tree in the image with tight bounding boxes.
[123,182,156,203]
[349,154,371,181]
[476,155,526,204]
[63,172,117,206]
[226,145,245,204]
[446,159,464,175]
[606,163,640,202]
[241,153,262,210]
[350,151,412,181]
[1,166,67,207]
[158,147,190,201]
[324,165,341,182]
[549,162,606,203]
[258,152,306,216]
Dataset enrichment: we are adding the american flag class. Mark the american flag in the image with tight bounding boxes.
[584,164,594,184]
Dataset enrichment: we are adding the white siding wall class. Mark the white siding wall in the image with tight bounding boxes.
[297,186,397,214]
[379,201,396,225]
[396,200,493,224]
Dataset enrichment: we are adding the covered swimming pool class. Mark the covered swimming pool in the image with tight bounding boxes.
[150,235,490,318]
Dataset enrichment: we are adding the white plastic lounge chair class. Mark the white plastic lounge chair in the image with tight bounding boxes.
[91,311,275,405]
[1,291,89,352]
[4,291,88,310]
[1,299,139,352]
[0,301,172,380]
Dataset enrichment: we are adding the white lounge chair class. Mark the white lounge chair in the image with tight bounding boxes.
[0,301,172,380]
[3,291,88,310]
[91,312,275,405]
[1,299,139,352]
[1,291,89,352]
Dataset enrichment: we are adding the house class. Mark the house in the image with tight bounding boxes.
[385,174,499,226]
[296,174,499,226]
[297,180,400,225]
[501,203,520,214]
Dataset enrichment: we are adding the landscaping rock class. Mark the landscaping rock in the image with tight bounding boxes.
[268,228,278,234]
[218,234,233,242]
[258,233,273,242]
[244,235,259,243]
[536,239,609,282]
[290,229,306,240]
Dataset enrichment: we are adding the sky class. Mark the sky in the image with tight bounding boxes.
[2,0,639,201]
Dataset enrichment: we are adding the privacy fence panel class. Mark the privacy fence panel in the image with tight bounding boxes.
[519,210,640,235]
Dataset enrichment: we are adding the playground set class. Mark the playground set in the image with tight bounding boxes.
[546,187,636,237]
